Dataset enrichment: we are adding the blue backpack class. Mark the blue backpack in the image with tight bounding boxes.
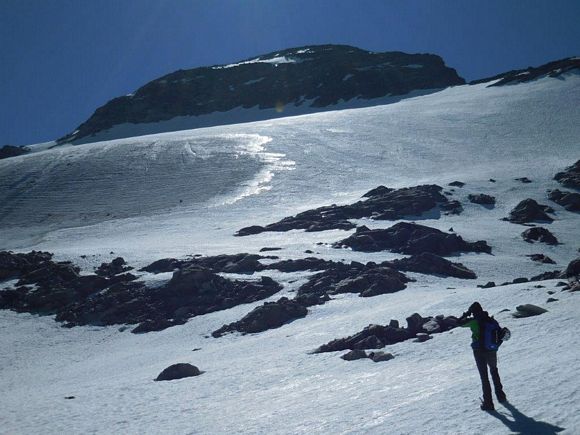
[482,317,504,351]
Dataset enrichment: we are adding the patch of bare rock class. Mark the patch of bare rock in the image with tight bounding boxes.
[333,222,491,255]
[236,184,454,236]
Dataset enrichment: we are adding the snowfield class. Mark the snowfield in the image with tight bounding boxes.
[1,73,579,434]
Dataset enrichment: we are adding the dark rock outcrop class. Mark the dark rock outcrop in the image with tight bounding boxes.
[0,145,30,159]
[564,258,580,279]
[554,160,580,190]
[0,251,283,333]
[468,194,496,205]
[314,313,459,353]
[0,250,54,280]
[527,254,556,264]
[139,258,182,273]
[514,177,532,184]
[334,222,491,255]
[140,253,268,275]
[439,200,464,215]
[448,181,465,187]
[265,257,336,273]
[389,252,477,279]
[505,199,554,224]
[521,227,559,245]
[95,257,133,277]
[155,363,201,381]
[59,45,465,143]
[212,297,307,337]
[236,184,451,236]
[471,57,580,87]
[548,189,580,212]
[297,262,411,302]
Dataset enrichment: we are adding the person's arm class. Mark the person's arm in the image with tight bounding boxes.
[458,311,476,327]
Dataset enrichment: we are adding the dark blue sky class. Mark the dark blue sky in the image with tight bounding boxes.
[2,0,579,146]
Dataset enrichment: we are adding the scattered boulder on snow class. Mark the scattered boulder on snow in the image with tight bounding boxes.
[548,189,580,212]
[526,254,556,264]
[155,363,201,381]
[314,313,459,354]
[554,159,580,190]
[212,297,308,337]
[235,184,451,236]
[368,351,395,362]
[341,350,369,361]
[515,177,532,183]
[477,281,496,289]
[448,181,465,187]
[512,304,548,318]
[413,333,433,343]
[505,199,554,224]
[95,257,133,277]
[334,222,491,255]
[521,227,559,245]
[468,193,496,206]
[389,252,477,279]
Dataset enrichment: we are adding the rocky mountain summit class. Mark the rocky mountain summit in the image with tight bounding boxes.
[471,57,580,87]
[58,45,464,143]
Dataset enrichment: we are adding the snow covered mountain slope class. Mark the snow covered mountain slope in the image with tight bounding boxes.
[1,72,579,434]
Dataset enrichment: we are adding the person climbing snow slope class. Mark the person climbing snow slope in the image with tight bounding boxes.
[459,302,508,411]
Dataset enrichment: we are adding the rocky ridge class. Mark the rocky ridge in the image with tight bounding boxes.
[59,45,464,143]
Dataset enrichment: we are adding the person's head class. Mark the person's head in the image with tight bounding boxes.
[468,302,483,315]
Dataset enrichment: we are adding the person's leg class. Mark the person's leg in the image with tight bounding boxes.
[473,350,493,405]
[487,351,506,401]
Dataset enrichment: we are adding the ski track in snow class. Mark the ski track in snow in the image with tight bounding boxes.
[0,74,579,434]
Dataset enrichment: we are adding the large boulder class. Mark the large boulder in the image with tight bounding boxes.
[341,350,369,361]
[521,227,558,245]
[155,363,201,381]
[505,199,554,224]
[512,304,548,318]
[468,193,496,205]
[526,254,556,264]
